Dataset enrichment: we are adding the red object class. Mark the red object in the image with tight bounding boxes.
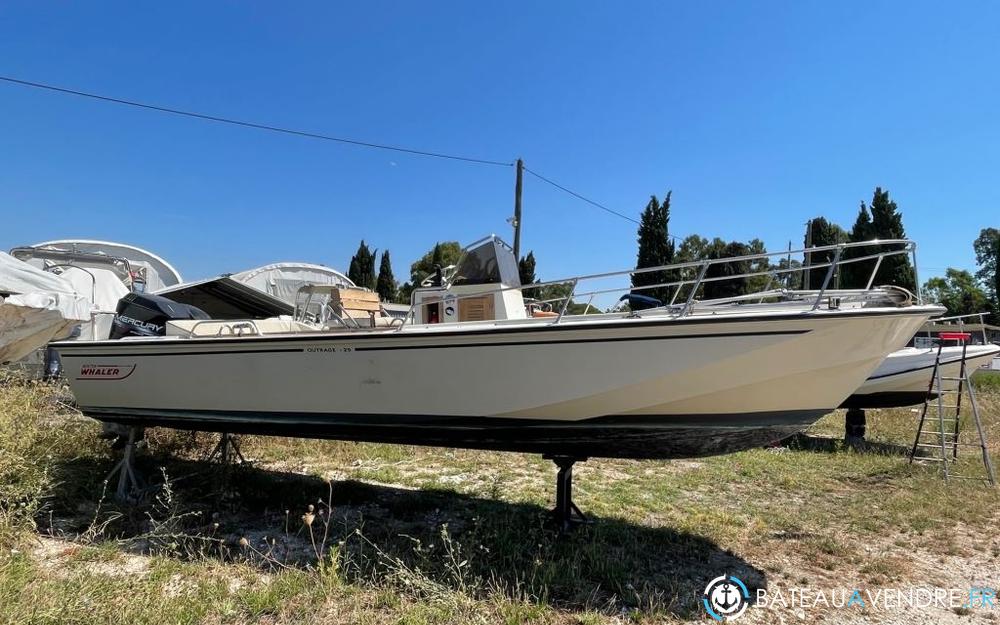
[939,332,971,341]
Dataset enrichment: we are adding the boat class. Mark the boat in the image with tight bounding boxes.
[844,339,1000,409]
[10,239,183,341]
[0,251,90,364]
[53,236,943,460]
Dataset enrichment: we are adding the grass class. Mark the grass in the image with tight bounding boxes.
[1,371,999,623]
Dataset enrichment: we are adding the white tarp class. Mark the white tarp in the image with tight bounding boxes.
[0,250,77,296]
[0,252,91,364]
[21,240,183,292]
[56,266,129,340]
[230,263,354,307]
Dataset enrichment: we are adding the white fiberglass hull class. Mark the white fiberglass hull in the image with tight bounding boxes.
[844,344,1000,409]
[54,306,938,459]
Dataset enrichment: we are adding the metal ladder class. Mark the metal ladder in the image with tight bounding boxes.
[908,332,995,485]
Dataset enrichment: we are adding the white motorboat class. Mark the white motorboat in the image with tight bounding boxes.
[0,252,91,364]
[53,236,942,460]
[845,343,1000,409]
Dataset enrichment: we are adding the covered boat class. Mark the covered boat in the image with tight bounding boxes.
[10,240,182,341]
[53,236,942,460]
[0,252,90,364]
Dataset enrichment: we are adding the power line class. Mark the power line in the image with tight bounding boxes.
[523,165,640,225]
[524,165,684,240]
[1,74,679,235]
[0,75,514,167]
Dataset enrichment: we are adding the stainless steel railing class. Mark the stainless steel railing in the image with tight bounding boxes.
[399,238,921,328]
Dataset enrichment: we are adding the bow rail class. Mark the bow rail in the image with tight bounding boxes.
[400,238,920,327]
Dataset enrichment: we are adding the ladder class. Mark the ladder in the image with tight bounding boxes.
[908,332,995,485]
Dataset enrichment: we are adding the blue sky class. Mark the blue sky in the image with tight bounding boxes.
[1,2,997,286]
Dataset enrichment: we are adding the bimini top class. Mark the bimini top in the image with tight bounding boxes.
[229,262,354,307]
[16,239,183,292]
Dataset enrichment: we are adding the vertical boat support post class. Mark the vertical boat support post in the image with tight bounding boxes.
[545,455,591,531]
[105,426,145,501]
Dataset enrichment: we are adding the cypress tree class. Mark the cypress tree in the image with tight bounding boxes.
[348,240,377,291]
[631,192,676,306]
[867,187,915,291]
[376,250,397,302]
[518,251,537,286]
[840,203,876,289]
[803,217,847,289]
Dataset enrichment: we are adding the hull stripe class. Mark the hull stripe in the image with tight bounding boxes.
[59,329,808,358]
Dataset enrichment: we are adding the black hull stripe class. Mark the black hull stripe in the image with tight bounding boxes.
[84,408,830,459]
[51,307,935,352]
[56,329,808,358]
[84,406,827,428]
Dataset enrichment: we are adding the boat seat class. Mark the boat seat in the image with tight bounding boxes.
[166,317,318,337]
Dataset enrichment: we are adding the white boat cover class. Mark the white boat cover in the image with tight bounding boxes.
[56,266,130,340]
[230,263,354,307]
[0,252,91,363]
[20,240,182,292]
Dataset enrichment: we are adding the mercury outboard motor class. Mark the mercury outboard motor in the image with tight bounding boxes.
[109,292,210,339]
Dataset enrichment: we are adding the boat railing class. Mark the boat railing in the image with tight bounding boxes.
[400,238,920,327]
[921,311,992,345]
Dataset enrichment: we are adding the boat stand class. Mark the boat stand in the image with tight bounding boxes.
[105,426,146,502]
[545,455,591,531]
[845,407,866,446]
[206,433,247,465]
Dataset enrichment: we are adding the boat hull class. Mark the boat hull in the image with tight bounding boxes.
[843,344,1000,409]
[55,307,936,459]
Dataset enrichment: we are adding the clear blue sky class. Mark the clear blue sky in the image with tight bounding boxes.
[1,2,997,286]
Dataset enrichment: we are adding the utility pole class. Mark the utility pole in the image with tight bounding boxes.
[786,240,792,289]
[513,158,524,260]
[804,219,813,290]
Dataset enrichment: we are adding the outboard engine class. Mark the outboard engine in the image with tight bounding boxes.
[108,292,210,339]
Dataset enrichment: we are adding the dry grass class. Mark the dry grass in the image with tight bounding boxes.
[1,370,999,624]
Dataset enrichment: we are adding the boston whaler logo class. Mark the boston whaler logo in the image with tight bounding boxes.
[77,364,136,380]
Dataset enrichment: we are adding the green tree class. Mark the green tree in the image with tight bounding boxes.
[411,242,463,284]
[923,269,989,317]
[518,251,537,287]
[744,238,771,292]
[398,241,464,301]
[703,240,751,300]
[775,257,803,290]
[840,203,877,289]
[867,187,915,291]
[631,192,676,306]
[347,240,377,291]
[675,234,709,263]
[803,217,847,290]
[375,250,397,303]
[974,228,1000,318]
